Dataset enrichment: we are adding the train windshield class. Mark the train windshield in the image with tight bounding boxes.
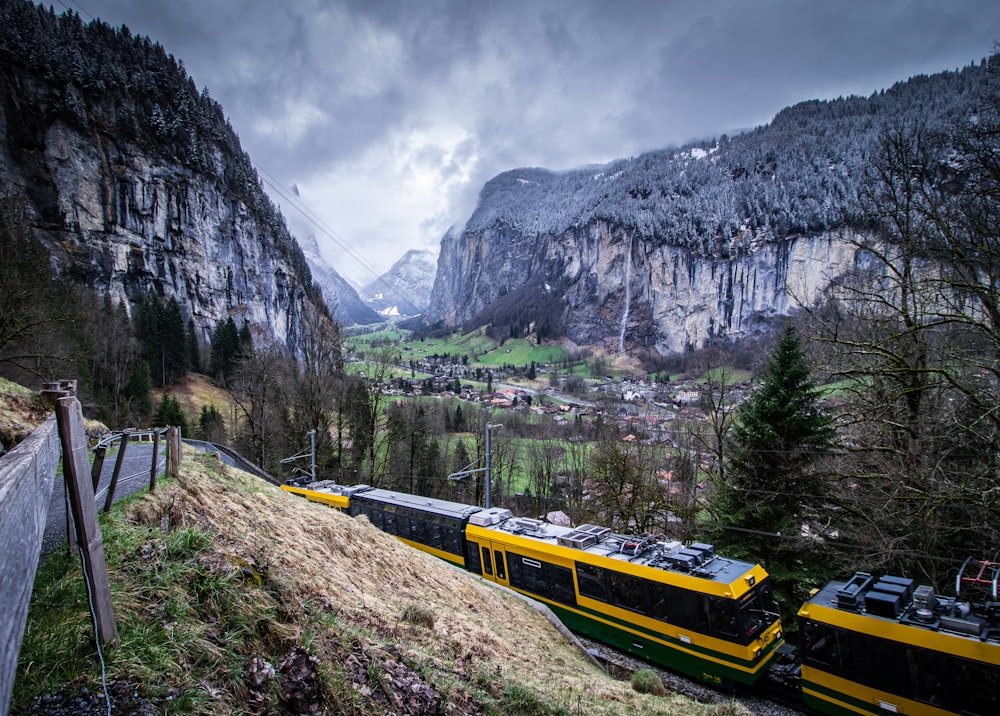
[739,579,780,640]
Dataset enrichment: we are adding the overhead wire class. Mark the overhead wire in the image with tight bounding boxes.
[256,165,396,291]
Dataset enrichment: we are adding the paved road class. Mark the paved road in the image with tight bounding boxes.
[40,438,259,556]
[40,442,163,556]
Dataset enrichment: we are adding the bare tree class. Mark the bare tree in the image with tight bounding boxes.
[694,353,740,493]
[584,431,670,533]
[809,120,1000,581]
[285,306,343,477]
[354,344,398,486]
[229,341,287,471]
[0,188,72,377]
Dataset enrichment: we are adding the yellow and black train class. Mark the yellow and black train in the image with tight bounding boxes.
[283,478,784,689]
[798,568,1000,716]
[283,479,1000,713]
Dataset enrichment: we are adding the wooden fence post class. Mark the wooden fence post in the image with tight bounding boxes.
[55,397,119,649]
[149,429,160,492]
[168,426,182,478]
[103,431,129,513]
[90,444,107,492]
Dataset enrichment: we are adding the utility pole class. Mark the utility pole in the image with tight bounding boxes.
[448,422,503,508]
[280,429,317,482]
[485,423,502,508]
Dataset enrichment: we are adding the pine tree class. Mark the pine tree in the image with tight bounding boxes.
[152,393,188,432]
[186,319,200,372]
[711,324,834,612]
[125,359,152,421]
[209,317,240,382]
[160,297,187,384]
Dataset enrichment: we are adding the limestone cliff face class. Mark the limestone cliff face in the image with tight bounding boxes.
[426,59,990,354]
[429,221,858,354]
[0,37,323,355]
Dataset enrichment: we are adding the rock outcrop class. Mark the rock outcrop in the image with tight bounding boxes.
[0,3,330,355]
[429,221,857,354]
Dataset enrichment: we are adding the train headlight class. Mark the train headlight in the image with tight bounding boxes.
[755,648,762,659]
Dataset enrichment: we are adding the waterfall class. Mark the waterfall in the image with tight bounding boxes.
[619,234,633,353]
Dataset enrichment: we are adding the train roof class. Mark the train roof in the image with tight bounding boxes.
[471,511,761,586]
[803,572,1000,645]
[352,487,484,520]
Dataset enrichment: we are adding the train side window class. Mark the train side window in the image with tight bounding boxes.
[905,647,943,707]
[608,571,648,614]
[952,657,1000,716]
[660,584,699,629]
[509,554,548,596]
[648,586,669,622]
[802,621,853,674]
[699,595,739,637]
[494,550,506,580]
[427,523,443,550]
[576,563,610,603]
[444,527,463,555]
[545,563,577,607]
[481,546,493,576]
[465,541,482,574]
[855,632,907,696]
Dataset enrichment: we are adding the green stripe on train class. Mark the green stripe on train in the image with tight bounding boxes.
[547,603,771,688]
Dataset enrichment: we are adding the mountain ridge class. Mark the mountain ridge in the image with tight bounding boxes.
[360,248,438,317]
[425,57,995,355]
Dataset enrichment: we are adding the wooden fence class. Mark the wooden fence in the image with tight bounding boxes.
[0,414,59,715]
[0,385,183,716]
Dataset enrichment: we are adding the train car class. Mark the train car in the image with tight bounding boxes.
[281,479,368,511]
[798,570,1000,716]
[464,510,784,689]
[347,487,483,568]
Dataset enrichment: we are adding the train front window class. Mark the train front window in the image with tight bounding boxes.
[739,581,779,640]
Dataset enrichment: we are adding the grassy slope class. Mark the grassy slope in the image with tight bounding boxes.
[12,452,746,715]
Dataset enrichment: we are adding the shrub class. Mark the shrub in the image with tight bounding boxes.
[630,669,665,696]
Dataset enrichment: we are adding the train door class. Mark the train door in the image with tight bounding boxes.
[478,540,510,589]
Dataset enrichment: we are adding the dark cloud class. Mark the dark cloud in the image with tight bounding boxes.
[69,0,1000,284]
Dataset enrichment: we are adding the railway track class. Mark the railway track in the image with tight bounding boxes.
[577,635,807,716]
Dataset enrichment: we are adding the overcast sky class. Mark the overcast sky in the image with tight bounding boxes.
[61,0,1000,286]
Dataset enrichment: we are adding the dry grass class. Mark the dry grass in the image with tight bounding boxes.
[164,372,235,429]
[0,378,50,448]
[106,455,744,715]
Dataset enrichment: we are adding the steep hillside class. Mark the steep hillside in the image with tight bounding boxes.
[427,58,995,355]
[0,0,329,354]
[11,453,738,715]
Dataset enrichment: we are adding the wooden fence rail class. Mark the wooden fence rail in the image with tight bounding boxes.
[0,415,60,714]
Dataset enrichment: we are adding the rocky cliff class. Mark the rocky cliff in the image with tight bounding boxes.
[299,234,380,325]
[0,2,328,355]
[361,249,438,317]
[426,59,990,354]
[430,221,857,354]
